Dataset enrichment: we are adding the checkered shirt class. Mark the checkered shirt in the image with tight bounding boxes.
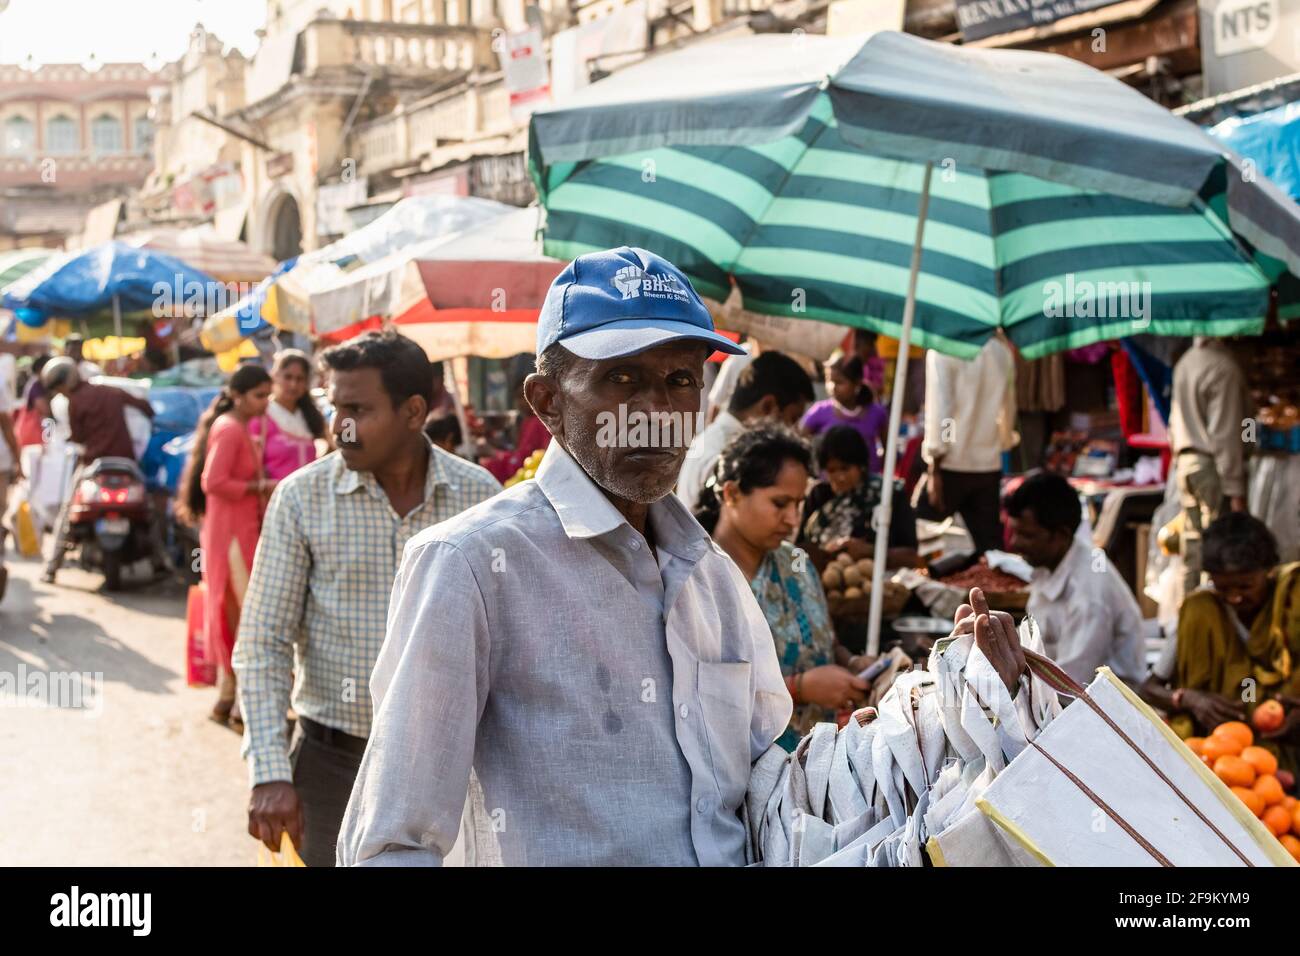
[233,440,501,787]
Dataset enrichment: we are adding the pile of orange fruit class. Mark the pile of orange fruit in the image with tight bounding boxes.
[1185,721,1300,861]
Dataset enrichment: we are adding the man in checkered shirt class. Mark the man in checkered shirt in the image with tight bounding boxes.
[234,331,500,867]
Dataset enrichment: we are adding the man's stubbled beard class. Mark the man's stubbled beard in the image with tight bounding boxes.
[560,406,682,505]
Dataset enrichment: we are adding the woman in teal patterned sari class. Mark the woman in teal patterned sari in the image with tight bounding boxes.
[694,424,873,750]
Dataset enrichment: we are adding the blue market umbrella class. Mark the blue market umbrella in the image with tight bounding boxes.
[1208,102,1300,203]
[529,30,1300,651]
[2,241,222,333]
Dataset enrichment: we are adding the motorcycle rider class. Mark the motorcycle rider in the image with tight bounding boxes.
[38,357,167,583]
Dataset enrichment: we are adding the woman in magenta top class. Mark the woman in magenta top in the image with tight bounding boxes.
[176,364,274,728]
[800,355,889,473]
[248,350,329,481]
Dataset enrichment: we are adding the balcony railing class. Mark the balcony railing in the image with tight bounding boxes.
[304,19,491,76]
[354,83,480,176]
[720,0,778,15]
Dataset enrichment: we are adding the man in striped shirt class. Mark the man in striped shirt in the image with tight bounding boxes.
[234,331,500,867]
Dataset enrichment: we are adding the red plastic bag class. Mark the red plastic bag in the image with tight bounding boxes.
[186,584,217,687]
[15,407,45,448]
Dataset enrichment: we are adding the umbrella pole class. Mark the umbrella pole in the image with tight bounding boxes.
[866,161,934,658]
[445,359,474,459]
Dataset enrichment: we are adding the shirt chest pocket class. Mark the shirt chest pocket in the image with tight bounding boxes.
[697,660,753,810]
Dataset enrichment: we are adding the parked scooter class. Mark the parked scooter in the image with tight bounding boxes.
[61,457,154,590]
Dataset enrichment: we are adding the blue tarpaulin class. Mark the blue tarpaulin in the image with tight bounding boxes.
[1,241,219,321]
[1209,102,1300,201]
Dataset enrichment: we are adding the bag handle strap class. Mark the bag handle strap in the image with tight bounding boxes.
[1022,648,1253,867]
[1029,740,1172,866]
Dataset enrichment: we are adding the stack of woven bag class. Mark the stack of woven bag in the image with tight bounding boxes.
[744,617,1060,866]
[746,614,1295,867]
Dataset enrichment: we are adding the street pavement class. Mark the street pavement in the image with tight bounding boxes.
[0,552,251,866]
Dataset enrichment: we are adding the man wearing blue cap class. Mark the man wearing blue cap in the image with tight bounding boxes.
[336,247,794,865]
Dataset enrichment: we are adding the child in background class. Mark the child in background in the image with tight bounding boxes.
[800,355,888,474]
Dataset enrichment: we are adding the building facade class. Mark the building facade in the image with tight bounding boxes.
[128,0,1244,263]
[0,60,165,249]
[131,28,249,235]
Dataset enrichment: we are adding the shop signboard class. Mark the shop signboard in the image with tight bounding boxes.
[1198,0,1300,94]
[499,27,552,123]
[955,0,1127,41]
[316,177,369,237]
[471,153,533,206]
[404,165,470,198]
[266,151,294,179]
[550,2,648,99]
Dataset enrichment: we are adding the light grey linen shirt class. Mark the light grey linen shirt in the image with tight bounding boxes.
[337,441,792,866]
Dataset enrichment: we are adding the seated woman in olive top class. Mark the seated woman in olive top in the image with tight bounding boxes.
[1141,513,1300,769]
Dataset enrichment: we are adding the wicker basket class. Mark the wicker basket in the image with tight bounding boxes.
[826,581,910,621]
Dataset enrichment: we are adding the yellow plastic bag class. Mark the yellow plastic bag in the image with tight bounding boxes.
[14,501,39,558]
[256,832,306,867]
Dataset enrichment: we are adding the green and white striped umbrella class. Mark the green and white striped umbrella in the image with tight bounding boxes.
[531,30,1300,651]
[530,32,1300,359]
[0,248,54,291]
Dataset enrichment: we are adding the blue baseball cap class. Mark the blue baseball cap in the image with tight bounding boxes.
[536,247,747,361]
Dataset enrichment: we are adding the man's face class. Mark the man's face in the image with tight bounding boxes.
[1208,568,1271,622]
[329,367,425,473]
[1008,508,1070,569]
[528,342,707,505]
[779,398,809,427]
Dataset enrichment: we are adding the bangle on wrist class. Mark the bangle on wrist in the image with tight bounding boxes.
[793,671,804,705]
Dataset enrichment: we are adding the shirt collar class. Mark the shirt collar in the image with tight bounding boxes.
[536,441,711,560]
[332,435,450,504]
[1032,537,1086,603]
[714,410,744,436]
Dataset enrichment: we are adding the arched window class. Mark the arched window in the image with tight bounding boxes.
[91,113,123,155]
[133,116,154,154]
[3,115,35,156]
[45,115,78,154]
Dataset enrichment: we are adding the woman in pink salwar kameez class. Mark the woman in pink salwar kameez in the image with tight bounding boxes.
[248,350,329,481]
[177,364,273,729]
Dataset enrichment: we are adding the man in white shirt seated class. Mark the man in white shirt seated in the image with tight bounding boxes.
[1006,471,1145,687]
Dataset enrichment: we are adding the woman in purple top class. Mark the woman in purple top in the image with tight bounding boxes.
[800,355,889,473]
